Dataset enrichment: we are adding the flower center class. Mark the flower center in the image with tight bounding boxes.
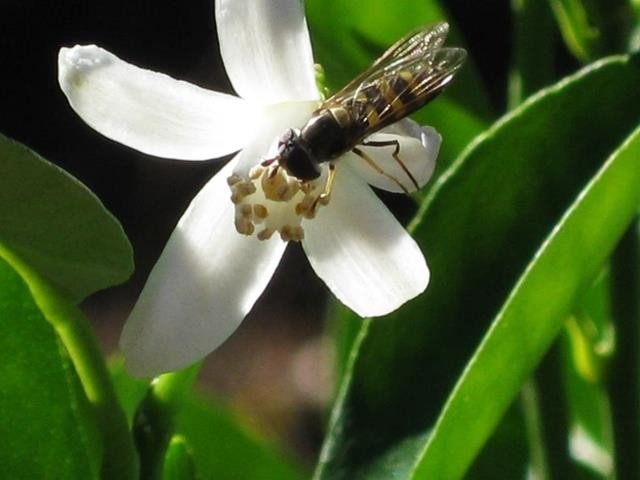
[228,163,331,242]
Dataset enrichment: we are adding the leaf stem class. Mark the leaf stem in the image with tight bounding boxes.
[134,363,202,480]
[608,220,640,478]
[548,0,601,62]
[520,381,550,480]
[533,343,576,478]
[0,244,139,479]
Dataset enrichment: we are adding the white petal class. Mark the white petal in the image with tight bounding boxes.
[216,0,319,104]
[343,122,441,193]
[58,45,255,160]
[120,158,287,376]
[233,101,319,175]
[302,166,429,317]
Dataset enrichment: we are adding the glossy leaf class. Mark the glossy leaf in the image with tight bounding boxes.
[412,113,640,480]
[0,132,133,301]
[315,54,640,479]
[0,256,100,478]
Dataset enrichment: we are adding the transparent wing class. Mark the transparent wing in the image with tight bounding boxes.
[318,24,464,194]
[366,47,466,124]
[326,46,466,137]
[330,22,451,103]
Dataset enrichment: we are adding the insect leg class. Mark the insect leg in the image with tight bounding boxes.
[360,139,419,190]
[310,163,336,213]
[351,146,409,194]
[319,163,336,204]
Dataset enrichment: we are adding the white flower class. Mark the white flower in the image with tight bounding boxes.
[58,0,439,377]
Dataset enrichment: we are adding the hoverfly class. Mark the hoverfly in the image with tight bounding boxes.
[266,22,466,192]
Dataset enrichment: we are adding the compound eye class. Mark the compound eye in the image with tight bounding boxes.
[284,143,321,181]
[278,129,296,147]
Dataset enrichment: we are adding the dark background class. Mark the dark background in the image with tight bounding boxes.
[0,0,513,464]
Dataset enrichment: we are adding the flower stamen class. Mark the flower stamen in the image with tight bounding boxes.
[228,162,332,242]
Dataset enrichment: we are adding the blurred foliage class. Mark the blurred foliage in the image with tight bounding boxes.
[111,361,306,479]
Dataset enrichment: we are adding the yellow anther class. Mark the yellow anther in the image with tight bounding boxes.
[280,225,294,242]
[234,216,255,236]
[290,226,304,241]
[226,174,243,186]
[249,165,264,180]
[240,204,253,217]
[230,192,243,204]
[228,161,333,243]
[253,204,268,219]
[301,182,315,194]
[257,228,275,241]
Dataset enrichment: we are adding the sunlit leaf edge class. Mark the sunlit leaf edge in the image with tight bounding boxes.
[409,123,640,479]
[0,132,134,301]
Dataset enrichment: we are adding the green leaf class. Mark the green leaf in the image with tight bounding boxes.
[110,362,306,480]
[133,364,201,479]
[465,400,529,479]
[549,0,634,61]
[509,0,557,107]
[163,436,197,480]
[305,0,493,173]
[315,54,640,479]
[110,358,150,423]
[562,324,614,477]
[177,393,305,480]
[0,132,133,301]
[528,344,575,477]
[607,223,640,478]
[0,245,139,479]
[412,109,640,480]
[549,0,602,61]
[0,256,100,479]
[569,271,615,385]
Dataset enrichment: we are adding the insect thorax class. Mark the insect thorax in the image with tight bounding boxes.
[299,107,354,161]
